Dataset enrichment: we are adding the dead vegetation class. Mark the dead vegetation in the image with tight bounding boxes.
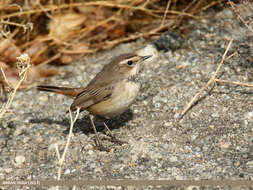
[0,53,31,119]
[0,0,224,90]
[180,0,253,118]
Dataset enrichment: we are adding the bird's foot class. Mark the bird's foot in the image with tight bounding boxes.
[103,122,128,145]
[92,137,110,152]
[93,144,111,152]
[109,135,127,145]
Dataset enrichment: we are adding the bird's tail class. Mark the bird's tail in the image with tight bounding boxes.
[37,85,82,97]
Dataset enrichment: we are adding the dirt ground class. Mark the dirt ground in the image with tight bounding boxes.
[0,5,253,190]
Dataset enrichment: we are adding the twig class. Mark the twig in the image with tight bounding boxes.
[0,2,198,20]
[215,79,253,88]
[104,22,173,49]
[0,53,31,120]
[228,0,253,33]
[161,0,172,26]
[179,39,233,119]
[55,143,60,162]
[39,53,61,66]
[0,67,11,87]
[0,21,33,32]
[58,49,95,55]
[193,0,222,14]
[56,107,80,190]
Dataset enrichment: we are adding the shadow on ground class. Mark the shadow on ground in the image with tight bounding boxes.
[30,109,134,135]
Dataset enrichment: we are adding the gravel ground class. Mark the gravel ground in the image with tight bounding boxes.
[1,5,253,190]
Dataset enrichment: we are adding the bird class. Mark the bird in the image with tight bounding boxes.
[37,53,152,150]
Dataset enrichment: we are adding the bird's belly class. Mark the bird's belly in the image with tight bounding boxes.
[87,82,139,118]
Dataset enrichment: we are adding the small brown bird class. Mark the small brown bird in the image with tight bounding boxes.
[37,53,152,150]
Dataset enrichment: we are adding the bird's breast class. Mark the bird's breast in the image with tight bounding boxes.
[87,80,139,118]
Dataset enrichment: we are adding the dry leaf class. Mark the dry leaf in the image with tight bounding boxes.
[24,38,47,58]
[59,43,89,64]
[106,23,126,38]
[49,13,86,43]
[0,39,21,64]
[0,65,59,90]
[24,37,48,64]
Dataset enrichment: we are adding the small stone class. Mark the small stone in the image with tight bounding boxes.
[164,122,172,127]
[219,142,230,149]
[15,155,25,166]
[23,137,30,143]
[245,111,253,121]
[234,161,240,167]
[48,140,65,151]
[87,150,94,156]
[64,169,71,174]
[174,112,180,120]
[48,187,57,190]
[94,167,103,174]
[211,112,219,118]
[38,95,48,102]
[154,102,161,108]
[246,161,253,167]
[153,31,184,51]
[4,168,13,173]
[13,127,25,136]
[38,151,45,158]
[84,144,93,150]
[169,156,178,162]
[143,100,148,105]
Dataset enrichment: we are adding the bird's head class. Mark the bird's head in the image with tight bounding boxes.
[112,53,152,78]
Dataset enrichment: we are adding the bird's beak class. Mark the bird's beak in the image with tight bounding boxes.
[141,55,152,61]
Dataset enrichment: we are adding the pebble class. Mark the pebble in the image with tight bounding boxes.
[246,161,253,167]
[38,95,48,102]
[4,168,13,173]
[14,155,25,166]
[13,126,25,136]
[64,169,71,174]
[169,156,178,162]
[244,111,253,121]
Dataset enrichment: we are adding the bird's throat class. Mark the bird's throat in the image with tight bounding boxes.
[127,74,140,83]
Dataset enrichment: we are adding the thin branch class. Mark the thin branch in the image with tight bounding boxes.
[161,0,172,26]
[0,53,31,120]
[179,39,233,119]
[1,2,197,20]
[56,107,80,190]
[215,79,253,88]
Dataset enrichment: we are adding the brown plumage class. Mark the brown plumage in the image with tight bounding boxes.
[37,53,152,150]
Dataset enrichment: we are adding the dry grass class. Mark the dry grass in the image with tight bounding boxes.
[180,39,234,119]
[214,79,253,89]
[228,0,253,33]
[55,108,80,190]
[0,0,224,90]
[0,53,31,120]
[180,0,253,119]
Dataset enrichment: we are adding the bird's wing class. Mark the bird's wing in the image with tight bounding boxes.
[70,83,115,111]
[70,58,122,111]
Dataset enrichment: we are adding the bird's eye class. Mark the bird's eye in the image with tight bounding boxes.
[127,60,133,65]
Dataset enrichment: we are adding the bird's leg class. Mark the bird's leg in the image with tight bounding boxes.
[103,122,127,145]
[89,115,109,151]
[102,122,113,137]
